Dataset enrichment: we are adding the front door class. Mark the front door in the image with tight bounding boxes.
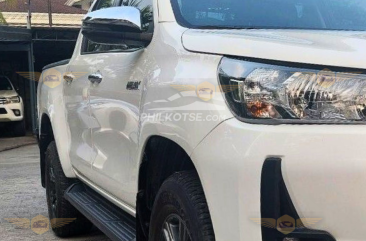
[84,0,154,207]
[89,50,145,207]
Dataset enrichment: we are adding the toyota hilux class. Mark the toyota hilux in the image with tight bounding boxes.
[37,0,366,240]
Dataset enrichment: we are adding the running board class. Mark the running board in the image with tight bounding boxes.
[64,183,136,241]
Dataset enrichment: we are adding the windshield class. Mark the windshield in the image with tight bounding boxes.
[171,0,366,30]
[0,77,13,91]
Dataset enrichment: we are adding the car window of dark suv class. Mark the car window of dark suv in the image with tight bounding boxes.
[82,0,154,54]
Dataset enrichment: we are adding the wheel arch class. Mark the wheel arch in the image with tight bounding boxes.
[39,113,54,187]
[136,135,203,240]
[39,110,75,187]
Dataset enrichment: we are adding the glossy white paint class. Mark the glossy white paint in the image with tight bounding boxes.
[85,21,234,207]
[157,0,176,22]
[88,49,145,207]
[39,0,233,211]
[183,29,366,69]
[37,0,366,240]
[37,64,76,178]
[192,119,366,241]
[64,53,97,181]
[74,168,136,217]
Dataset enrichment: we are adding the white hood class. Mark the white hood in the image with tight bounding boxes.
[182,29,366,69]
[0,90,18,98]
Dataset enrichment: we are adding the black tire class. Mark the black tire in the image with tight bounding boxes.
[12,120,26,137]
[149,171,215,241]
[45,141,93,237]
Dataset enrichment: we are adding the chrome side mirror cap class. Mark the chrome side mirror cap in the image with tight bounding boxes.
[82,6,152,46]
[83,6,142,32]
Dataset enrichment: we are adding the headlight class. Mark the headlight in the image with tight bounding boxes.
[219,58,366,124]
[7,96,21,104]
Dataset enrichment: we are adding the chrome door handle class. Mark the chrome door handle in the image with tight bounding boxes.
[64,74,74,84]
[88,72,103,85]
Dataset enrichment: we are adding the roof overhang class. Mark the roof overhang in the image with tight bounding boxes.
[0,25,31,42]
[2,12,84,28]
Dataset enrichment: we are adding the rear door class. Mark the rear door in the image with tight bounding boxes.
[64,0,118,180]
[64,55,96,180]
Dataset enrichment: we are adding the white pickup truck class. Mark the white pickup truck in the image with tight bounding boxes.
[37,0,366,241]
[0,75,25,136]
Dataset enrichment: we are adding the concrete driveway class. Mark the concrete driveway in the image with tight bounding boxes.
[0,145,109,241]
[0,126,37,152]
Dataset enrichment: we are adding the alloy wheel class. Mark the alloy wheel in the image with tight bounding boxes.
[160,214,192,241]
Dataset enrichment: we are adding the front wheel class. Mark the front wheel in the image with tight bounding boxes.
[149,171,215,241]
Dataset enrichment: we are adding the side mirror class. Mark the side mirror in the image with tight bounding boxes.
[82,6,152,46]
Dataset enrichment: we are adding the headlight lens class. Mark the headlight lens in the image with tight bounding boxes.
[219,58,366,124]
[7,96,21,104]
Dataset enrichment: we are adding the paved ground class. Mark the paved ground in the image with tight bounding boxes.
[0,135,37,152]
[0,145,109,241]
[0,125,37,152]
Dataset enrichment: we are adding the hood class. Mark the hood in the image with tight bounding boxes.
[0,89,18,98]
[182,29,366,69]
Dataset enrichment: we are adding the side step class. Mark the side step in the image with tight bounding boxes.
[64,183,136,241]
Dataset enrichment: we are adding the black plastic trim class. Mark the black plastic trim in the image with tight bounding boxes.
[261,158,336,241]
[0,108,7,114]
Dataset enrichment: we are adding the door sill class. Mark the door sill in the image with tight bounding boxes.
[73,168,136,217]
